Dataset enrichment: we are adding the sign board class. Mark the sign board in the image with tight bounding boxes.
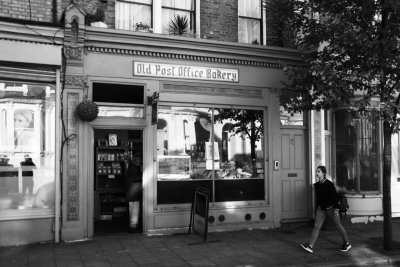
[133,61,239,82]
[189,186,210,241]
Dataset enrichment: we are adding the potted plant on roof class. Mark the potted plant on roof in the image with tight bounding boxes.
[135,22,153,33]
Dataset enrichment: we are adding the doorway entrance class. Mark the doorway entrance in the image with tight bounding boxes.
[93,128,143,235]
[280,128,309,220]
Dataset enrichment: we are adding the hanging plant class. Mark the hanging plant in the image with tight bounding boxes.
[76,99,99,122]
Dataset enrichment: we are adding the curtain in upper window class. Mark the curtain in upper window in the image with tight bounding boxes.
[238,0,261,44]
[116,0,152,31]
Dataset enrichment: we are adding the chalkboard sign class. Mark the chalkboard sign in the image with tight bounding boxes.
[189,185,210,241]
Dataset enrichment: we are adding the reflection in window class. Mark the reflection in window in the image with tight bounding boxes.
[335,110,379,193]
[0,82,55,212]
[239,0,261,44]
[280,107,304,126]
[156,106,265,204]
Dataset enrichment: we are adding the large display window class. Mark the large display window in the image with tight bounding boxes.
[334,109,379,193]
[156,106,265,204]
[0,82,55,214]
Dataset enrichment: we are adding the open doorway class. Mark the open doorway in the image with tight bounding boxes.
[93,129,143,235]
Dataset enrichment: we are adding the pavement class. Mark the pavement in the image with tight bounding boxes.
[1,218,400,267]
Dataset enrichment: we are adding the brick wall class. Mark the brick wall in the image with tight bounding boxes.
[200,0,238,42]
[0,0,56,22]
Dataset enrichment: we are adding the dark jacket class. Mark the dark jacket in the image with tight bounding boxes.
[314,179,340,210]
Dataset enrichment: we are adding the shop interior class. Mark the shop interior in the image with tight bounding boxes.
[93,129,143,235]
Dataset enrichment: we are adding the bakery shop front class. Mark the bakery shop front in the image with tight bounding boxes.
[61,6,304,241]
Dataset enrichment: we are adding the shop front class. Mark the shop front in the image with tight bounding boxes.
[58,5,307,241]
[0,22,62,246]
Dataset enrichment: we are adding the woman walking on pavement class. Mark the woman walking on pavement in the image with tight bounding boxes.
[301,166,351,253]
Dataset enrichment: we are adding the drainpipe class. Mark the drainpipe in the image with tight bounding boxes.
[53,0,57,24]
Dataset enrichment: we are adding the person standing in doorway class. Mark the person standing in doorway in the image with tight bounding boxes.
[301,166,351,253]
[20,154,36,196]
[126,153,142,231]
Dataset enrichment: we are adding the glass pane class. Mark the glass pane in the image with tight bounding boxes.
[98,106,145,118]
[157,106,212,180]
[124,0,152,4]
[280,107,304,126]
[163,0,194,10]
[162,9,192,34]
[0,82,55,212]
[239,0,261,18]
[213,108,265,201]
[358,118,379,191]
[335,110,357,192]
[238,17,260,44]
[116,2,152,31]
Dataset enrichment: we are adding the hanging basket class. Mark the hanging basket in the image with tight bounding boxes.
[76,100,99,122]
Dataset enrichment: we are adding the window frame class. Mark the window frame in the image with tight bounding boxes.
[238,0,263,45]
[332,109,382,195]
[155,103,267,205]
[0,80,57,221]
[115,0,154,31]
[161,0,196,35]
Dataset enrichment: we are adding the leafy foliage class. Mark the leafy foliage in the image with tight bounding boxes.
[168,14,190,36]
[275,0,400,133]
[272,0,400,250]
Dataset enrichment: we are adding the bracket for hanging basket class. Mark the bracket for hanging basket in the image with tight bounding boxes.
[76,99,99,122]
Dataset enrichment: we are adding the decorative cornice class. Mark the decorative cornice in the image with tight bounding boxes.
[86,46,283,68]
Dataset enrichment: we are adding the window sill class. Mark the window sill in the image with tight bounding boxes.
[345,193,381,198]
[0,208,54,221]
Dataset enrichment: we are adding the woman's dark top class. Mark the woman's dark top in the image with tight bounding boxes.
[314,179,340,210]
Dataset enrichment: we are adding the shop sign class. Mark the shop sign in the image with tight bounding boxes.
[189,186,210,242]
[133,61,239,82]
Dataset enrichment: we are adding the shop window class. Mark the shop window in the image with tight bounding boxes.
[115,0,153,31]
[156,106,265,204]
[93,83,145,118]
[0,82,55,214]
[334,110,379,193]
[239,0,262,44]
[161,0,195,34]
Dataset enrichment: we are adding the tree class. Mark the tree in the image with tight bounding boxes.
[273,0,400,250]
[214,109,263,175]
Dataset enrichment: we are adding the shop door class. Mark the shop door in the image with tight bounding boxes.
[280,128,308,220]
[93,129,143,235]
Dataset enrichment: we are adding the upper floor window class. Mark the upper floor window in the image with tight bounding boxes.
[162,0,195,35]
[238,0,262,44]
[115,0,153,31]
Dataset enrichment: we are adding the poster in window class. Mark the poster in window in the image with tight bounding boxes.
[205,142,219,160]
[108,134,118,146]
[14,109,35,151]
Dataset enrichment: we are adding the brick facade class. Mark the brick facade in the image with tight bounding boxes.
[200,0,238,42]
[0,0,291,47]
